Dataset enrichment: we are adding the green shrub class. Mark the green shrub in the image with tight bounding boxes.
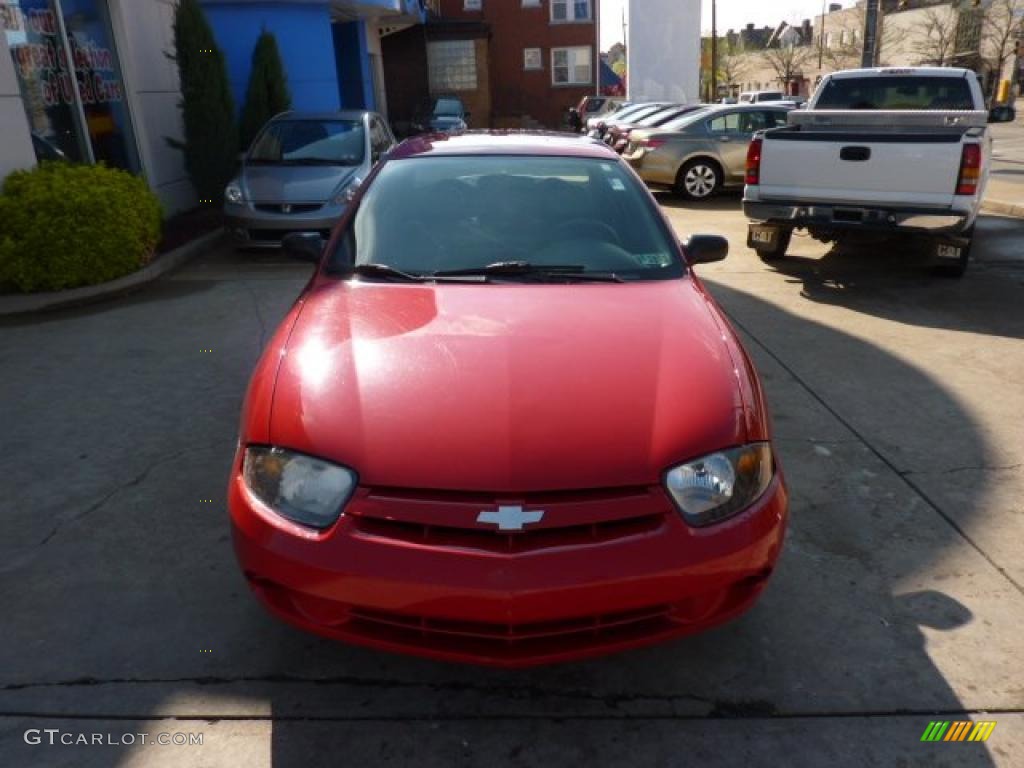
[0,162,162,293]
[168,0,238,203]
[241,31,292,149]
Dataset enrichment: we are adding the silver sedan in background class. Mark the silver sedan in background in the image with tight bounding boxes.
[224,110,395,247]
[623,104,793,200]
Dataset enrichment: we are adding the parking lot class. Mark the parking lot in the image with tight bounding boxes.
[2,195,1023,767]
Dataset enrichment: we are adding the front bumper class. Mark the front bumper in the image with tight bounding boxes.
[224,202,344,247]
[743,200,971,235]
[229,470,788,667]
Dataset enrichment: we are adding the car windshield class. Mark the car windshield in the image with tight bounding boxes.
[583,98,607,113]
[249,119,365,165]
[335,155,681,281]
[432,98,464,117]
[659,108,713,131]
[633,106,684,126]
[757,92,784,101]
[815,76,975,110]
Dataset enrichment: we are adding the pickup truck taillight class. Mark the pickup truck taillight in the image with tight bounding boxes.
[956,144,982,196]
[746,138,763,185]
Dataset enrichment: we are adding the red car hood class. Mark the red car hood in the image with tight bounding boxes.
[269,280,747,491]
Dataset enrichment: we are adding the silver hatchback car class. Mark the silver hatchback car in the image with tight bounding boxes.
[224,110,395,247]
[624,104,793,200]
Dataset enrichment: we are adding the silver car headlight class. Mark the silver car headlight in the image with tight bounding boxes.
[225,182,244,204]
[664,443,774,527]
[332,176,363,205]
[243,446,357,529]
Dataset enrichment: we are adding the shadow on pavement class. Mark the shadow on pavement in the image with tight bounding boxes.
[0,257,1006,766]
[755,220,1024,341]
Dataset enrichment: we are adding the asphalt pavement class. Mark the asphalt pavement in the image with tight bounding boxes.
[1,199,1022,767]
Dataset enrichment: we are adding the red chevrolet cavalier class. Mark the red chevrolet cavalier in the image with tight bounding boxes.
[229,133,788,667]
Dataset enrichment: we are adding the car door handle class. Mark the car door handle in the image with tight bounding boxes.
[840,146,871,162]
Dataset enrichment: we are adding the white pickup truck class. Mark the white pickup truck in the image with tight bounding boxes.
[743,67,1013,276]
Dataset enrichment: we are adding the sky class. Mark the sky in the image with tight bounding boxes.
[600,0,853,50]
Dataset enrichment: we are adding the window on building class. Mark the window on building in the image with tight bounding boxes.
[428,40,477,91]
[551,0,591,23]
[551,46,591,85]
[464,0,481,10]
[522,0,541,6]
[524,47,542,70]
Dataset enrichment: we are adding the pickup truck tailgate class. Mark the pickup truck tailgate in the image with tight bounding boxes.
[759,131,964,208]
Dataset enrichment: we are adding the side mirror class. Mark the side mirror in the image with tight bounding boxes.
[988,106,1015,124]
[684,234,729,265]
[281,232,325,263]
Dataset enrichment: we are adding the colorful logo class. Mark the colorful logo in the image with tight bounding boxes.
[921,721,996,742]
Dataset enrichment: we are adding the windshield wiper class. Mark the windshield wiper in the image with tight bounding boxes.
[433,261,624,282]
[349,263,486,283]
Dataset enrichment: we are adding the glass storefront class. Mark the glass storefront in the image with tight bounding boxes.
[2,0,139,171]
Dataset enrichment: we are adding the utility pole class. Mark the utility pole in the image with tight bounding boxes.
[861,0,881,68]
[711,0,718,103]
[818,0,826,70]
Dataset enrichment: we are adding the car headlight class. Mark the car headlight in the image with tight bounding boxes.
[332,176,363,205]
[225,182,244,204]
[664,443,774,527]
[242,446,357,529]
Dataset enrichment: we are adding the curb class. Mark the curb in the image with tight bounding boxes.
[981,199,1024,219]
[0,229,224,317]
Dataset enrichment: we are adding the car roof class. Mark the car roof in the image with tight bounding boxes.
[272,110,374,121]
[390,131,619,160]
[827,67,973,79]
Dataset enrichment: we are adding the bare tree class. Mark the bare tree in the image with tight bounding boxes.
[761,44,815,90]
[913,6,959,66]
[719,51,749,92]
[982,0,1024,105]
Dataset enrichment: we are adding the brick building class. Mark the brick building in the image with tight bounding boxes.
[388,0,599,130]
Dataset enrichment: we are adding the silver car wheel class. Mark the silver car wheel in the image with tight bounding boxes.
[684,164,717,198]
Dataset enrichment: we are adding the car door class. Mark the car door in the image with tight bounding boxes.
[705,111,749,183]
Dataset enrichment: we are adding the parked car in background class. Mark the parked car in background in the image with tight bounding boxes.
[572,95,624,132]
[739,90,787,104]
[586,102,657,137]
[412,95,469,134]
[625,103,793,200]
[224,110,395,248]
[744,67,1004,276]
[230,131,788,667]
[607,104,707,154]
[590,102,670,141]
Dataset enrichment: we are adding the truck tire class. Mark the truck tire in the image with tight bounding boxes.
[676,159,722,200]
[755,228,792,261]
[933,228,973,278]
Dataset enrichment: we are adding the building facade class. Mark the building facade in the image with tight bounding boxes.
[712,0,1021,104]
[0,0,425,213]
[423,0,600,129]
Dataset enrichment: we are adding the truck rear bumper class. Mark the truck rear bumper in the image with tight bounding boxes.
[743,200,971,234]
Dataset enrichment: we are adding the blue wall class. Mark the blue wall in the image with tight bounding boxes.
[202,1,341,114]
[333,21,373,110]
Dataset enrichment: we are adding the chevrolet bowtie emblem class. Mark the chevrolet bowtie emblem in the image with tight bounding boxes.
[477,505,545,531]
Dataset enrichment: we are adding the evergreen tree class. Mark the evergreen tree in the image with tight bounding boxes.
[240,31,292,149]
[168,0,238,204]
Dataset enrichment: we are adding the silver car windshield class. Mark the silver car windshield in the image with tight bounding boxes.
[249,119,366,166]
